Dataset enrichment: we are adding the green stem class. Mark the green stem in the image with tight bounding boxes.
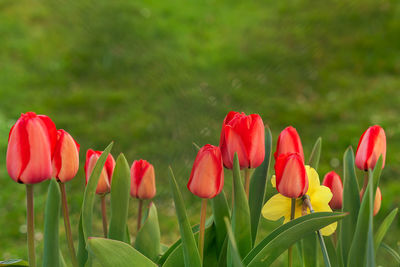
[101,195,108,237]
[137,199,143,232]
[59,182,78,267]
[26,184,36,267]
[303,195,332,267]
[288,198,296,267]
[244,168,251,199]
[198,199,207,263]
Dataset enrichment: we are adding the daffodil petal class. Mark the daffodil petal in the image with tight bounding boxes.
[320,222,337,236]
[284,199,304,223]
[310,186,333,212]
[305,166,320,196]
[271,175,276,188]
[262,193,291,222]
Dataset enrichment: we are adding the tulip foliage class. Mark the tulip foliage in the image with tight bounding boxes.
[2,112,399,267]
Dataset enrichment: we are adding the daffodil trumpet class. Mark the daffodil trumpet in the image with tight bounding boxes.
[100,195,108,237]
[26,184,36,267]
[198,199,207,263]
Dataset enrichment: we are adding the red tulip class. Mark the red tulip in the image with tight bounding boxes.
[355,125,386,171]
[360,186,382,216]
[322,171,343,210]
[274,126,304,161]
[130,160,156,199]
[219,111,265,169]
[187,144,224,199]
[52,129,80,183]
[84,149,115,194]
[7,112,57,184]
[275,153,308,198]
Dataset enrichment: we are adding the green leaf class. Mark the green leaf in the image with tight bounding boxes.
[82,142,114,241]
[324,236,338,267]
[77,213,88,267]
[229,153,252,265]
[0,259,29,266]
[87,238,157,267]
[243,212,346,266]
[211,190,230,253]
[224,218,245,267]
[168,167,202,267]
[302,233,318,267]
[135,203,161,262]
[108,153,131,242]
[60,250,67,267]
[375,208,398,254]
[43,179,61,267]
[339,147,360,265]
[380,242,400,263]
[249,125,272,244]
[308,137,322,170]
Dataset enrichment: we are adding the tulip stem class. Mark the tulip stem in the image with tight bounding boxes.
[288,198,296,267]
[303,195,331,267]
[199,199,207,263]
[101,195,108,237]
[137,199,143,232]
[244,168,251,199]
[59,182,78,267]
[26,184,36,267]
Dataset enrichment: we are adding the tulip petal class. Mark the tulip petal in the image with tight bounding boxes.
[57,132,80,182]
[247,115,265,168]
[137,165,156,199]
[224,125,249,169]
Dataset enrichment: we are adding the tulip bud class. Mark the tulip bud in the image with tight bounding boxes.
[322,171,343,210]
[187,144,224,199]
[360,186,382,216]
[52,129,80,183]
[274,126,304,161]
[219,111,265,169]
[7,112,57,184]
[275,153,308,198]
[355,125,386,171]
[130,160,156,199]
[84,149,115,194]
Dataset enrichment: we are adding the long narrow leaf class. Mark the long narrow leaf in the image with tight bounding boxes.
[168,167,201,267]
[324,236,338,267]
[375,208,398,254]
[302,233,318,267]
[225,218,245,267]
[381,242,400,263]
[0,260,29,266]
[308,137,322,170]
[77,213,87,267]
[108,153,131,242]
[43,179,61,267]
[211,190,230,253]
[249,126,272,244]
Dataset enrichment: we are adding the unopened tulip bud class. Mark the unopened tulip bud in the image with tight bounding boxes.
[219,111,265,169]
[7,112,57,184]
[84,149,115,194]
[188,144,224,199]
[355,125,386,171]
[360,186,382,216]
[52,129,80,183]
[322,171,343,210]
[130,160,156,199]
[274,126,304,161]
[275,153,308,198]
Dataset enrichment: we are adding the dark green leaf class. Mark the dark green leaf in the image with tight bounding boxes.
[168,167,202,267]
[0,259,29,266]
[380,243,400,263]
[302,233,318,267]
[87,238,157,267]
[43,179,61,267]
[108,153,131,242]
[249,125,272,244]
[224,218,245,267]
[324,236,338,267]
[375,208,398,254]
[308,137,322,170]
[243,212,346,267]
[77,213,88,267]
[211,190,230,253]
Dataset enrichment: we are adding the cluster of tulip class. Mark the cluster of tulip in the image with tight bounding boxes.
[4,111,396,267]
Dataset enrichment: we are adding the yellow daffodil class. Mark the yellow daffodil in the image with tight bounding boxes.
[261,165,337,236]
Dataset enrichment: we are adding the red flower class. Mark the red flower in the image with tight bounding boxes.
[84,149,115,194]
[219,111,265,169]
[52,129,80,183]
[355,125,386,171]
[130,160,156,199]
[7,112,57,184]
[187,144,224,199]
[274,126,304,161]
[322,171,343,210]
[360,186,382,216]
[275,153,308,198]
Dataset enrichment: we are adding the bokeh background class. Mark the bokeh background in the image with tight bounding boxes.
[1,0,399,265]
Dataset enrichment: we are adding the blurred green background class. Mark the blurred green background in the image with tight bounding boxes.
[1,0,399,265]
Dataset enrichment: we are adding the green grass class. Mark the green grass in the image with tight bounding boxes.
[0,0,399,265]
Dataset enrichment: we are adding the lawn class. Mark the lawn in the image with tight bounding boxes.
[0,0,399,265]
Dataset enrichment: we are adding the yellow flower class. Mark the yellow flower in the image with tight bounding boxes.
[261,165,337,236]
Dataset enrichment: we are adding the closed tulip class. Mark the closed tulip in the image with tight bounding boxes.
[7,112,57,184]
[187,144,224,199]
[219,111,265,169]
[275,153,308,198]
[130,159,156,199]
[355,125,386,171]
[274,126,304,161]
[52,129,80,183]
[84,149,115,194]
[322,171,343,210]
[360,186,382,216]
